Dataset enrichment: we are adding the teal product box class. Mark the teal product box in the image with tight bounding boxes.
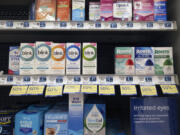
[72,0,85,21]
[44,107,68,135]
[115,47,135,75]
[27,104,51,111]
[8,46,20,75]
[135,47,154,75]
[69,94,84,135]
[15,109,44,135]
[84,104,106,135]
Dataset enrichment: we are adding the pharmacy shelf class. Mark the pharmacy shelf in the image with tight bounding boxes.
[0,74,178,86]
[0,20,177,31]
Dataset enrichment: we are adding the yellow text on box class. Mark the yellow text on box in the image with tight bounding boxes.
[99,85,115,95]
[160,85,178,94]
[81,85,97,93]
[45,86,63,97]
[9,86,28,96]
[120,85,137,95]
[140,85,157,96]
[27,85,45,95]
[64,85,81,93]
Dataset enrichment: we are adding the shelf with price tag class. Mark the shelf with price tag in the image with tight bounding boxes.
[45,85,63,97]
[160,85,179,95]
[140,85,158,96]
[9,85,28,96]
[26,85,45,95]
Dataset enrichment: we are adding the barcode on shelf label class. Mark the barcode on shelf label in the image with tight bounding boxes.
[6,21,13,28]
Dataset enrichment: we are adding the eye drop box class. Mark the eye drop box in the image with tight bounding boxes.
[100,0,113,21]
[133,0,154,21]
[72,0,85,21]
[66,43,81,75]
[135,47,154,75]
[115,47,135,75]
[8,46,20,75]
[44,107,68,135]
[113,0,132,21]
[69,94,84,135]
[154,47,174,75]
[15,109,44,135]
[57,0,70,21]
[35,42,52,75]
[19,43,35,75]
[154,0,167,21]
[84,104,106,135]
[89,2,101,21]
[51,43,66,75]
[83,43,97,75]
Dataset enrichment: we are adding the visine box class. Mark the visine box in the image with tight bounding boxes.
[44,106,68,135]
[154,0,167,21]
[154,47,174,75]
[135,47,154,75]
[57,0,70,21]
[133,0,154,21]
[84,104,106,135]
[51,43,66,75]
[66,43,81,75]
[89,2,101,21]
[15,109,44,135]
[19,43,35,75]
[113,0,132,21]
[35,42,52,75]
[8,46,20,75]
[115,47,135,75]
[69,94,84,135]
[72,0,85,21]
[100,0,113,21]
[83,43,97,75]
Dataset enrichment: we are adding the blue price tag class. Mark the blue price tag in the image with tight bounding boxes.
[24,22,29,28]
[127,22,133,28]
[74,76,81,82]
[40,22,46,27]
[147,22,153,28]
[77,22,83,28]
[164,22,172,28]
[23,76,30,82]
[110,22,117,28]
[126,76,133,82]
[56,76,63,83]
[89,76,97,82]
[164,76,171,82]
[6,21,13,27]
[145,76,152,82]
[95,22,101,28]
[60,22,67,27]
[7,76,13,82]
[106,76,113,82]
[39,76,46,82]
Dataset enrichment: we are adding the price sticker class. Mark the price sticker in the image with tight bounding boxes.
[64,85,81,93]
[99,85,115,95]
[160,85,179,94]
[27,85,45,95]
[45,85,63,97]
[81,85,97,94]
[140,85,157,96]
[120,85,137,95]
[9,85,28,96]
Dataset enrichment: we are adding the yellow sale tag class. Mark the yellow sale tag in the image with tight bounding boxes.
[64,85,81,93]
[120,85,137,95]
[27,85,45,95]
[160,85,179,94]
[9,86,28,96]
[140,85,157,96]
[45,86,63,97]
[99,85,115,95]
[81,85,97,94]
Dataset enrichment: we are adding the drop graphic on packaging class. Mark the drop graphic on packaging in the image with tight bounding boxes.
[163,59,173,75]
[145,59,154,74]
[126,59,134,74]
[85,104,104,134]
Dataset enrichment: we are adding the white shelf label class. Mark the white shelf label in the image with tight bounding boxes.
[95,22,102,29]
[6,21,14,28]
[156,76,175,85]
[0,76,6,85]
[0,21,6,28]
[6,76,14,85]
[109,22,118,29]
[138,76,155,85]
[119,76,135,84]
[82,76,98,84]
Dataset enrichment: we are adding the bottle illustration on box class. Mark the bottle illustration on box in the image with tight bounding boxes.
[163,58,173,75]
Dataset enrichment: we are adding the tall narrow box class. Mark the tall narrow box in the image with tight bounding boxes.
[35,42,52,75]
[69,94,84,135]
[51,43,66,75]
[57,0,70,21]
[66,43,81,75]
[83,43,97,75]
[89,2,101,21]
[100,0,113,21]
[19,43,35,75]
[154,0,167,21]
[72,0,85,21]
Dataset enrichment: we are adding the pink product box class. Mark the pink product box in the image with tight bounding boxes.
[100,0,113,21]
[133,0,154,21]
